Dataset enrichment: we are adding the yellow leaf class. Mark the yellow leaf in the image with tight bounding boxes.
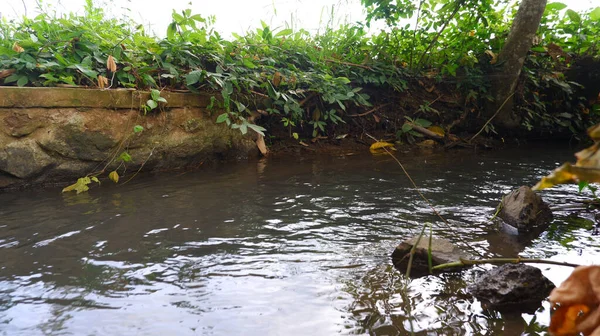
[108,171,119,183]
[62,177,92,194]
[369,141,396,154]
[427,125,445,136]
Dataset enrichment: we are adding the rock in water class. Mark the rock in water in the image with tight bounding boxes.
[391,236,471,277]
[467,264,555,313]
[498,186,552,235]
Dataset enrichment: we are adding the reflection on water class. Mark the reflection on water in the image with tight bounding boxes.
[0,145,599,335]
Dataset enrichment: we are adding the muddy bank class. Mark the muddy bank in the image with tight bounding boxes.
[0,87,257,190]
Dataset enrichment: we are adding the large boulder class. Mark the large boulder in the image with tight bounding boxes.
[468,263,555,313]
[498,186,552,235]
[391,235,472,276]
[0,139,54,178]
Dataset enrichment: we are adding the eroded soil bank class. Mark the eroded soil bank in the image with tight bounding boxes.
[0,87,258,190]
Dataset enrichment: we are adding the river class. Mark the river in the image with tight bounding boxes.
[1,145,599,335]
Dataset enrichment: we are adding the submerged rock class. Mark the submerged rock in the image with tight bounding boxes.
[498,186,552,235]
[391,236,471,276]
[467,263,555,313]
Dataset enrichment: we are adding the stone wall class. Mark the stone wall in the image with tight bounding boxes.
[0,87,257,190]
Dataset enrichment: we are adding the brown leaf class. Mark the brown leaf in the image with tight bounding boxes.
[256,134,268,156]
[106,55,117,72]
[97,75,108,89]
[272,71,282,87]
[549,266,600,336]
[485,50,497,65]
[12,42,24,53]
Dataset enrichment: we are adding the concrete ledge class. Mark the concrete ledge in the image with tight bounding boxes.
[0,87,213,108]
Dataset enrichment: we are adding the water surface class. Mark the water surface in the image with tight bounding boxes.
[1,145,599,335]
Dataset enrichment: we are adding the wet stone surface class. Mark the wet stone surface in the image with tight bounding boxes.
[468,263,555,313]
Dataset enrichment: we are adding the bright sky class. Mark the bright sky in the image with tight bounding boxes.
[1,0,368,37]
[1,0,598,38]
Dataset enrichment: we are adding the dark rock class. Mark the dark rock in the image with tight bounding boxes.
[0,139,54,178]
[38,125,117,161]
[467,263,555,313]
[498,186,552,235]
[391,236,472,276]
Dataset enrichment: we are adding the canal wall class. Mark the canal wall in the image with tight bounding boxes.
[0,87,257,190]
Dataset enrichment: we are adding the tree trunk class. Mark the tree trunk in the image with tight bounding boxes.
[489,0,547,129]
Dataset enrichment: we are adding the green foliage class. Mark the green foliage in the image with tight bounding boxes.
[1,1,599,139]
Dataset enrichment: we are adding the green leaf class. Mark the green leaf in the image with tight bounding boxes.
[275,28,293,37]
[151,89,161,101]
[17,76,28,87]
[146,100,158,110]
[4,74,20,83]
[242,58,256,69]
[74,64,98,78]
[133,125,144,133]
[590,7,600,21]
[186,70,203,86]
[248,123,266,136]
[401,123,413,133]
[546,2,567,11]
[415,118,432,128]
[119,152,132,162]
[566,9,581,23]
[216,113,229,123]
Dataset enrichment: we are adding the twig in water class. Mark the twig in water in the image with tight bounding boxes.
[366,133,484,258]
[431,258,580,272]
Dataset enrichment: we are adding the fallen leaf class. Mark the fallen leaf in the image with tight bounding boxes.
[370,141,396,155]
[549,265,600,336]
[427,125,445,136]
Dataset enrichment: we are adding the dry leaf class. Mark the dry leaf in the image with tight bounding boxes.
[485,50,497,65]
[107,55,117,72]
[97,75,108,89]
[373,114,380,123]
[549,266,600,336]
[12,42,24,53]
[272,71,282,87]
[534,125,600,190]
[256,134,268,156]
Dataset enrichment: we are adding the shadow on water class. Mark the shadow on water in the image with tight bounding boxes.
[0,144,599,335]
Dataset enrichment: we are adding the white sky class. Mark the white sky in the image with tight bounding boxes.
[1,0,598,38]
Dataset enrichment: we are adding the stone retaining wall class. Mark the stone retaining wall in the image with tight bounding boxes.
[0,87,256,190]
